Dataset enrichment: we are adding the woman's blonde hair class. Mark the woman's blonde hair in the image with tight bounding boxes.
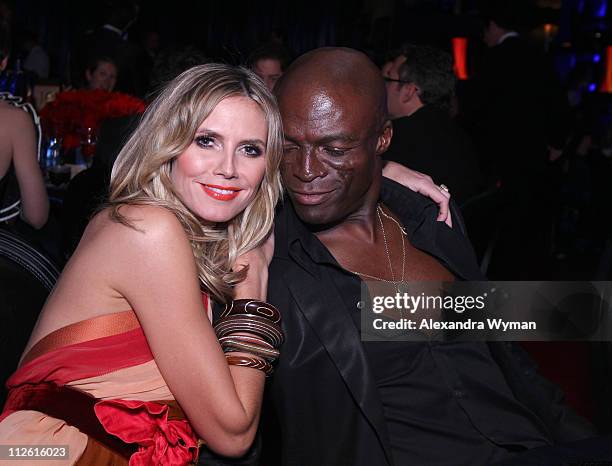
[109,63,283,303]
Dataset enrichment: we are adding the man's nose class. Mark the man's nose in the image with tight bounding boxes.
[294,148,326,182]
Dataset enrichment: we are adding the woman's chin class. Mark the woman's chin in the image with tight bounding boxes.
[194,205,247,224]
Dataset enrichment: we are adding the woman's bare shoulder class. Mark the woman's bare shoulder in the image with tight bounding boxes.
[84,205,191,255]
[66,204,197,300]
[0,102,32,127]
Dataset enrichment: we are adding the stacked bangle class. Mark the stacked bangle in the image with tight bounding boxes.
[220,299,282,323]
[214,316,283,347]
[218,336,280,361]
[225,355,273,376]
[214,300,284,376]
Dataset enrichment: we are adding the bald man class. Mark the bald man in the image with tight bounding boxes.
[255,48,596,466]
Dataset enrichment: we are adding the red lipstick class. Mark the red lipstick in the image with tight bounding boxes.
[200,184,241,201]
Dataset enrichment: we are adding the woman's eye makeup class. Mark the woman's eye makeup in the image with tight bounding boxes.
[243,144,264,157]
[195,135,215,148]
[194,134,264,157]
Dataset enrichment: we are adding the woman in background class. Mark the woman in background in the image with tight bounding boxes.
[0,20,48,229]
[84,56,118,92]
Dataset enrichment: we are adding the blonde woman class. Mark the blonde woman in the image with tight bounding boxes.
[0,64,284,465]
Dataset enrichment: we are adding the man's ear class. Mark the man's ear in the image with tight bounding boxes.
[400,83,418,104]
[376,120,393,156]
[381,60,393,77]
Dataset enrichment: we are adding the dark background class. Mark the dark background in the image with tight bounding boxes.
[5,0,611,83]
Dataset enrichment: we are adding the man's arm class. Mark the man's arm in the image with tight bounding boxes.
[491,342,596,443]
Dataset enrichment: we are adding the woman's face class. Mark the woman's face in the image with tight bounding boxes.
[86,61,118,91]
[171,96,268,223]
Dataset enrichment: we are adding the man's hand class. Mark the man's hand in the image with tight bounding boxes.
[383,161,453,227]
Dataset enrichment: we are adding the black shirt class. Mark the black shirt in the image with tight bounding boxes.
[383,105,484,206]
[316,181,549,464]
[361,338,550,465]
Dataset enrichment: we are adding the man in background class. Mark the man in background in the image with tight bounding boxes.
[383,45,483,206]
[460,0,571,279]
[71,0,148,97]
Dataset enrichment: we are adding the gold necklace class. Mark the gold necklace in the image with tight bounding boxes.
[348,204,406,293]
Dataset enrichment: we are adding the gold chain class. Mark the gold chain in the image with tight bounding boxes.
[347,204,406,293]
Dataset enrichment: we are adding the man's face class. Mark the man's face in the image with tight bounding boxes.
[253,58,283,91]
[278,85,390,226]
[382,55,406,119]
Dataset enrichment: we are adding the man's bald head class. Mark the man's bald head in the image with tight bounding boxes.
[275,47,388,129]
[275,47,393,227]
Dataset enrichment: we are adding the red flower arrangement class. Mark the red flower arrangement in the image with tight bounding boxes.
[40,89,146,150]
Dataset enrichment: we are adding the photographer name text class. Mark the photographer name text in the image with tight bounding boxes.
[373,318,536,331]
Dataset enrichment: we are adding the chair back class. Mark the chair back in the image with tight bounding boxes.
[0,229,60,406]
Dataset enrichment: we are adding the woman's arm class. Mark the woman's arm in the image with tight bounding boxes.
[107,206,270,457]
[383,161,452,227]
[12,110,49,229]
